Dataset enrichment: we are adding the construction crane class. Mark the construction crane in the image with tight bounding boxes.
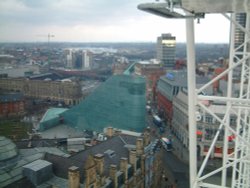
[36,33,55,47]
[138,0,250,187]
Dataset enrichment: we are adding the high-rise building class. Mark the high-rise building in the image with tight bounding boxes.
[156,33,176,69]
[82,50,93,70]
[235,13,246,50]
[233,13,247,80]
[66,49,73,68]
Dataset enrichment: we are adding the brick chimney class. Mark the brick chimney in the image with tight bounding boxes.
[143,132,151,146]
[129,149,137,169]
[109,164,117,187]
[94,154,104,175]
[120,157,128,180]
[68,166,80,188]
[136,138,144,155]
[106,127,114,137]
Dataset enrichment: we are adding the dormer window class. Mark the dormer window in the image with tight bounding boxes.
[104,149,116,158]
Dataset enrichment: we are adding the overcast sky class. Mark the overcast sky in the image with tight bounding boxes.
[0,0,230,43]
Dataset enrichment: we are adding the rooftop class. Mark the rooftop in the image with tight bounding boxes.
[23,159,52,172]
[0,136,18,163]
[160,70,211,87]
[44,134,138,181]
[40,108,68,123]
[39,124,85,139]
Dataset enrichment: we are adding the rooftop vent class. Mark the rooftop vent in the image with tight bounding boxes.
[23,159,53,186]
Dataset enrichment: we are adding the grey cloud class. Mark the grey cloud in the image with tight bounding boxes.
[19,0,58,8]
[0,0,146,26]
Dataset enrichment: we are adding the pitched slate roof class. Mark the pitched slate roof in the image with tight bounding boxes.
[44,134,138,182]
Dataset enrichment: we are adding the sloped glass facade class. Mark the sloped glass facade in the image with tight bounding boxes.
[39,108,68,131]
[61,75,146,132]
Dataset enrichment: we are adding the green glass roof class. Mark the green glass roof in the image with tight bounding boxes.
[61,75,146,132]
[39,108,68,131]
[40,108,68,123]
[123,62,136,75]
[0,136,18,162]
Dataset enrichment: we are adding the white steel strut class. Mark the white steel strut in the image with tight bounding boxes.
[195,12,250,188]
[138,1,250,187]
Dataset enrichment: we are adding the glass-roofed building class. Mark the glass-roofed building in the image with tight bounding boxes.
[39,74,146,133]
[61,75,146,132]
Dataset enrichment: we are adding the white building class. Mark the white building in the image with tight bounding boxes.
[66,49,73,68]
[82,50,93,70]
[172,89,236,160]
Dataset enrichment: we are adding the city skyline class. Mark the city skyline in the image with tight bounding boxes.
[1,0,230,43]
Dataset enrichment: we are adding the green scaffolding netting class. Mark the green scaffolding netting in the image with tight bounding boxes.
[60,74,146,132]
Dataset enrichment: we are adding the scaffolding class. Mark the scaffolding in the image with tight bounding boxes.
[138,1,250,187]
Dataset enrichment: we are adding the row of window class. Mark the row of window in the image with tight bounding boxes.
[203,146,234,154]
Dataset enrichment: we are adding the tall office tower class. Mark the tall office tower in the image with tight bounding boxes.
[82,50,93,70]
[156,33,176,69]
[233,13,247,80]
[66,49,73,68]
[235,13,246,49]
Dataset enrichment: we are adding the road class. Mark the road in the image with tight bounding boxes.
[161,150,189,188]
[147,113,189,187]
[147,112,232,187]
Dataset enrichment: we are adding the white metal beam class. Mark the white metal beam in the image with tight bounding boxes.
[186,14,198,188]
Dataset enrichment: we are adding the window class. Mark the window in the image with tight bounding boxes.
[228,148,234,154]
[218,130,224,141]
[204,145,209,152]
[214,147,222,154]
[205,116,213,123]
[230,117,236,125]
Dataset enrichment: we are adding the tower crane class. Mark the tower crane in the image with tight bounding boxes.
[36,33,55,47]
[138,0,250,187]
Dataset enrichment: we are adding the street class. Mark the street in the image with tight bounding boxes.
[161,150,189,188]
[147,113,189,187]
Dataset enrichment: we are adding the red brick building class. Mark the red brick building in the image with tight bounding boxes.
[156,71,188,125]
[156,70,211,126]
[134,63,165,102]
[0,93,25,118]
[157,92,173,122]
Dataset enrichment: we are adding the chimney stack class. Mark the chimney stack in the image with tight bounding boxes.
[136,138,144,155]
[129,149,137,170]
[68,166,80,188]
[94,154,104,175]
[143,132,151,146]
[109,164,117,187]
[120,158,128,180]
[106,127,114,137]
